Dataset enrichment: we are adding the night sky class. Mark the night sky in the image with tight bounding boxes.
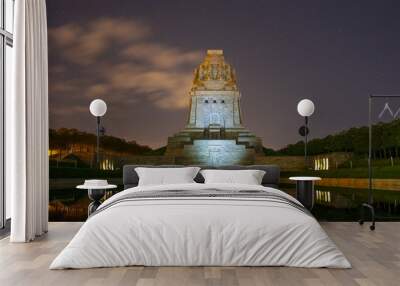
[46,0,400,149]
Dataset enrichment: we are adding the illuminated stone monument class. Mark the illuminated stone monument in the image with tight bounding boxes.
[165,50,263,165]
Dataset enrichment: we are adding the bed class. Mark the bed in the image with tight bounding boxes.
[50,165,350,269]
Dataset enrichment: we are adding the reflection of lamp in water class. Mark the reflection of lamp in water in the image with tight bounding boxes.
[297,99,315,168]
[89,99,107,168]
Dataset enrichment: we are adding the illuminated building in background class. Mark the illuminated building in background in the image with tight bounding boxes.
[100,159,115,170]
[314,157,330,170]
[165,50,263,165]
[315,190,332,205]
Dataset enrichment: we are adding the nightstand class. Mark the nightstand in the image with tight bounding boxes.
[289,176,321,210]
[77,180,117,216]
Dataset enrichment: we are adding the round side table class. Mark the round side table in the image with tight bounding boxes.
[289,176,321,210]
[76,183,117,216]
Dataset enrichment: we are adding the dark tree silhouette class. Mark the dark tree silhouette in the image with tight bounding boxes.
[49,128,154,156]
[272,119,400,158]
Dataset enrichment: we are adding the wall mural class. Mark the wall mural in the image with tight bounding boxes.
[47,1,400,222]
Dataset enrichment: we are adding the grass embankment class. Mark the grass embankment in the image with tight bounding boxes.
[50,165,400,180]
[282,165,400,179]
[50,167,122,179]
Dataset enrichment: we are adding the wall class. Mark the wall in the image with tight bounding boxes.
[313,152,352,169]
[255,155,305,171]
[122,156,175,165]
[255,152,352,171]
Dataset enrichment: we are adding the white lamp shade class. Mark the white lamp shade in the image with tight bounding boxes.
[297,99,315,117]
[89,99,107,117]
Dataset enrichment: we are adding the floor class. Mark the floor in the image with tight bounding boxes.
[0,222,399,286]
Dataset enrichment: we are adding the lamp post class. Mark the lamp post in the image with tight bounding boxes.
[297,99,315,168]
[89,99,107,168]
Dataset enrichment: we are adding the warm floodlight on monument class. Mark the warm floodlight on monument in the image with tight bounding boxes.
[164,49,264,166]
[89,99,107,168]
[297,99,315,167]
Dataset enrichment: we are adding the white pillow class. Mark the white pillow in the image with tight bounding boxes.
[135,167,201,186]
[200,169,266,185]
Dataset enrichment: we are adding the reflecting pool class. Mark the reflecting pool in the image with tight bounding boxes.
[283,185,400,221]
[49,185,400,221]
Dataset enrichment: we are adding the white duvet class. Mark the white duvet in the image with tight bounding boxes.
[50,183,351,269]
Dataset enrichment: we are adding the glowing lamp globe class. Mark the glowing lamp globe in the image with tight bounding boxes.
[297,99,315,117]
[90,99,107,117]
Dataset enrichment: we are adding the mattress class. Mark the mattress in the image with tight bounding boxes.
[50,183,351,269]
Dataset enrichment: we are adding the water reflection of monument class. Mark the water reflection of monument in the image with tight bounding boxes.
[165,50,263,165]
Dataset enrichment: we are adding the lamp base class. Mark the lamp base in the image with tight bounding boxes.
[359,203,375,231]
[87,189,105,216]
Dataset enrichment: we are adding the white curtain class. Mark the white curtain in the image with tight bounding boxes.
[8,0,49,242]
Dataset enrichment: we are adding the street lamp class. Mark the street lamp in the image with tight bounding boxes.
[89,99,107,168]
[297,99,315,168]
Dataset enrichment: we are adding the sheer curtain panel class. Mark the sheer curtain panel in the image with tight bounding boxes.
[8,0,48,242]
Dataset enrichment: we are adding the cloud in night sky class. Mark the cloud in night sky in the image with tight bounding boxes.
[49,18,150,65]
[49,17,202,116]
[47,1,400,148]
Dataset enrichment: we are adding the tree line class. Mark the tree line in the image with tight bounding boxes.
[49,128,153,156]
[266,119,400,159]
[51,118,400,160]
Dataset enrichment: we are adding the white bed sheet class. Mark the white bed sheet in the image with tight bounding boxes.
[50,183,351,269]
